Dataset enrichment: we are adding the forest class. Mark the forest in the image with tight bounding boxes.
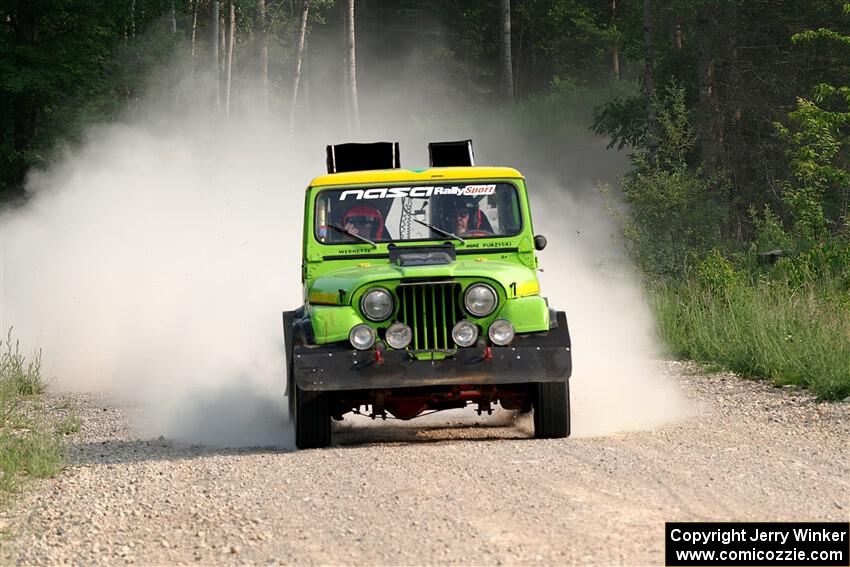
[2,0,849,399]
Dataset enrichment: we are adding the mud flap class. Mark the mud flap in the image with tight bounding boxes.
[282,311,296,415]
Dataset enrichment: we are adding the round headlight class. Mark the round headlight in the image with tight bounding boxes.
[349,324,376,350]
[464,283,497,317]
[385,322,412,349]
[451,320,479,348]
[361,288,394,322]
[488,319,515,346]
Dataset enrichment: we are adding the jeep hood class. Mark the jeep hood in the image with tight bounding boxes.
[307,260,540,304]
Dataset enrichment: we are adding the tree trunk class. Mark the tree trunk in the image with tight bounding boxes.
[225,1,236,116]
[515,16,524,98]
[211,0,220,107]
[611,0,620,79]
[130,0,136,37]
[290,1,310,132]
[11,3,38,192]
[191,0,199,80]
[256,0,269,116]
[304,35,312,123]
[219,11,226,98]
[500,0,514,103]
[696,3,721,174]
[346,0,360,133]
[673,24,683,48]
[170,0,177,34]
[343,9,351,131]
[643,0,657,166]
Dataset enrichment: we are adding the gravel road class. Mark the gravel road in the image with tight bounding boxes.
[2,362,848,566]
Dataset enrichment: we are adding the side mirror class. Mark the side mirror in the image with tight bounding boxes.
[534,234,547,251]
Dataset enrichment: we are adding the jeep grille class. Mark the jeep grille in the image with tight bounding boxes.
[397,282,462,350]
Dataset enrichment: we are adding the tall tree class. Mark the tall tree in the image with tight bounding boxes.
[695,2,721,175]
[256,0,269,116]
[500,0,514,102]
[225,1,236,116]
[611,0,620,79]
[643,0,657,166]
[291,1,311,132]
[11,1,38,192]
[191,0,200,80]
[345,0,360,133]
[219,11,226,80]
[211,0,220,107]
[130,0,136,37]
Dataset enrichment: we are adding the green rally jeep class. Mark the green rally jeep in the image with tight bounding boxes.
[284,141,572,449]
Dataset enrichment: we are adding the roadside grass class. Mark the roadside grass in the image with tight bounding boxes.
[56,416,81,436]
[649,279,850,401]
[0,331,65,498]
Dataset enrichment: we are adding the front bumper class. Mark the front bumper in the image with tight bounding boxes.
[292,312,572,392]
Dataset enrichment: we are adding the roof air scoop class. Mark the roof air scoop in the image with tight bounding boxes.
[428,140,475,167]
[326,142,401,174]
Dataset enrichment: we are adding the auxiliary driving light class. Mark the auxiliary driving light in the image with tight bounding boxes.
[361,287,394,322]
[451,320,479,348]
[464,283,497,317]
[488,319,515,346]
[385,322,412,349]
[349,324,376,350]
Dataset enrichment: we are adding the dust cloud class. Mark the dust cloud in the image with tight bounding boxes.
[1,117,305,447]
[1,55,691,448]
[530,180,695,436]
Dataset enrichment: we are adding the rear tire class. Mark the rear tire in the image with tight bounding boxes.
[294,386,331,449]
[533,381,570,439]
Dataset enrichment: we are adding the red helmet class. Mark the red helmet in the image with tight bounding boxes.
[343,205,385,240]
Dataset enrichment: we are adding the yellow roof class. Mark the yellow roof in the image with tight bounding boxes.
[309,166,524,188]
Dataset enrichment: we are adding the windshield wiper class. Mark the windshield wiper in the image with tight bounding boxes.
[330,224,377,248]
[413,218,466,243]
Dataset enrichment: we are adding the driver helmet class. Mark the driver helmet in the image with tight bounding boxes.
[343,204,384,240]
[445,196,485,231]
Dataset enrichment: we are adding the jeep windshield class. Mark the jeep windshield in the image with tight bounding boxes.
[314,182,522,244]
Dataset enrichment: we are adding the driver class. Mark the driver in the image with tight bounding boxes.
[341,204,385,241]
[446,196,491,235]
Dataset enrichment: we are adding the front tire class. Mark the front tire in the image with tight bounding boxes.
[294,386,331,449]
[533,381,570,439]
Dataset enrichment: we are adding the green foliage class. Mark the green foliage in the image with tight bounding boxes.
[592,93,646,150]
[511,0,623,85]
[0,426,64,496]
[695,249,739,297]
[0,1,131,197]
[650,279,850,401]
[792,28,850,47]
[773,6,850,250]
[0,0,636,200]
[511,76,636,139]
[775,94,850,243]
[590,1,850,400]
[55,415,81,436]
[0,330,46,397]
[764,28,850,291]
[0,330,63,498]
[617,82,730,277]
[766,241,850,291]
[750,205,792,254]
[621,167,729,277]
